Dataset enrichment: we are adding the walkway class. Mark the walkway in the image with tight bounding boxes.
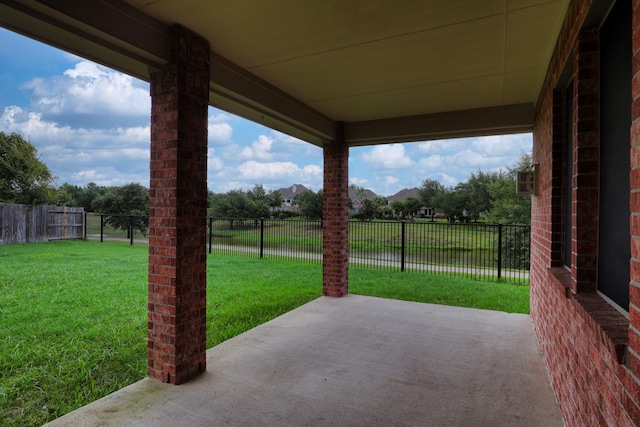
[45,295,562,426]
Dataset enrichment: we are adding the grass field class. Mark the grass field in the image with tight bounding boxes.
[0,240,529,426]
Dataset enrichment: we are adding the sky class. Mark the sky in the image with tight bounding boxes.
[0,28,532,197]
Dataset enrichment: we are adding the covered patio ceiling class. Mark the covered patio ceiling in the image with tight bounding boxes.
[0,0,568,146]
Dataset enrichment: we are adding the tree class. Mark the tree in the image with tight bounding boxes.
[485,153,532,225]
[246,184,270,218]
[0,132,56,204]
[460,170,502,221]
[56,183,80,207]
[417,179,444,220]
[370,196,391,219]
[93,183,150,235]
[294,189,323,220]
[209,190,253,227]
[245,183,284,215]
[209,187,280,224]
[404,196,422,218]
[432,187,469,222]
[357,198,377,221]
[390,200,405,219]
[267,189,284,213]
[56,182,108,210]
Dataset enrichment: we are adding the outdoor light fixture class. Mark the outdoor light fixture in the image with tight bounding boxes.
[516,163,539,196]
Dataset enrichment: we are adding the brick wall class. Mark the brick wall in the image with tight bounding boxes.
[147,26,210,385]
[531,0,640,424]
[322,135,349,297]
[629,0,640,395]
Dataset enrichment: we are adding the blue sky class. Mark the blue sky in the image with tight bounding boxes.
[0,28,532,197]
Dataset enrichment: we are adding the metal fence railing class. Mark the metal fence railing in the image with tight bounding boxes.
[87,215,530,284]
[207,218,530,284]
[86,213,149,245]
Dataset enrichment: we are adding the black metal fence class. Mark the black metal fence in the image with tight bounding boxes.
[86,213,149,245]
[208,218,530,284]
[87,214,530,284]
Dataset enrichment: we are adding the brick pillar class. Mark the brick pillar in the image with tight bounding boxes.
[571,29,599,294]
[629,0,640,379]
[147,26,210,384]
[322,127,349,297]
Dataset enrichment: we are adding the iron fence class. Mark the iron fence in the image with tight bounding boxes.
[86,213,149,245]
[87,215,530,283]
[208,218,530,284]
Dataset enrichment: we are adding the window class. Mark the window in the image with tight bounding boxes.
[597,0,631,311]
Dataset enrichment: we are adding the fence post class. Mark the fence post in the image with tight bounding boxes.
[130,215,134,246]
[208,217,213,254]
[401,220,406,272]
[497,223,503,280]
[260,217,265,259]
[100,214,104,243]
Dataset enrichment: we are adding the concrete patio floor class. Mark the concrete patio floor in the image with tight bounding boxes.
[45,295,563,426]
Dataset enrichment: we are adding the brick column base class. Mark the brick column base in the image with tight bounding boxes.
[147,25,210,385]
[322,139,349,297]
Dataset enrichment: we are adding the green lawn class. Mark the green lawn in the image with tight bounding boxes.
[0,240,529,426]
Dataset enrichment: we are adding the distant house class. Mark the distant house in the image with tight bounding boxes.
[276,184,309,212]
[387,187,433,218]
[348,187,377,213]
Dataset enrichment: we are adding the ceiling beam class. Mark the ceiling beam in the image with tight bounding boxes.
[344,104,534,146]
[0,0,169,80]
[209,52,336,147]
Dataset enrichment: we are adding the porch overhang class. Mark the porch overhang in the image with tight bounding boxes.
[0,0,567,146]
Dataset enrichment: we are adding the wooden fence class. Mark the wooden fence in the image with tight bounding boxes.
[0,203,85,244]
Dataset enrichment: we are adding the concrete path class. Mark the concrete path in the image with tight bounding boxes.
[45,295,563,426]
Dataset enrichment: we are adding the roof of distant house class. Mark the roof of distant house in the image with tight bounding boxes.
[348,187,378,202]
[277,184,309,199]
[387,188,420,202]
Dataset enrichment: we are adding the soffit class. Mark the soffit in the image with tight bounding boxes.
[0,0,569,146]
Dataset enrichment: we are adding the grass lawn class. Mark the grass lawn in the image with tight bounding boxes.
[0,240,529,426]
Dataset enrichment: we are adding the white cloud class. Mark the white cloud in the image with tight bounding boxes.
[417,138,467,154]
[208,149,224,171]
[478,134,531,155]
[23,60,149,128]
[208,112,233,142]
[418,154,444,169]
[361,144,414,169]
[440,173,458,187]
[2,104,151,186]
[448,149,506,169]
[238,161,321,181]
[384,176,399,185]
[209,122,233,142]
[349,177,368,187]
[72,166,147,187]
[240,135,274,160]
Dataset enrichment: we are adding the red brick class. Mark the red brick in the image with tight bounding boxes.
[322,138,349,297]
[529,1,640,425]
[147,26,209,384]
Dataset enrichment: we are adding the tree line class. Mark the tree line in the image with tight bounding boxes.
[1,131,531,229]
[363,153,531,225]
[206,151,531,226]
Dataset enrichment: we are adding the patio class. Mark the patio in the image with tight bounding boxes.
[45,295,563,426]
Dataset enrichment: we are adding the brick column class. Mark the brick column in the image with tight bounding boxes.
[322,128,349,297]
[629,0,640,379]
[147,26,210,384]
[571,29,599,294]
